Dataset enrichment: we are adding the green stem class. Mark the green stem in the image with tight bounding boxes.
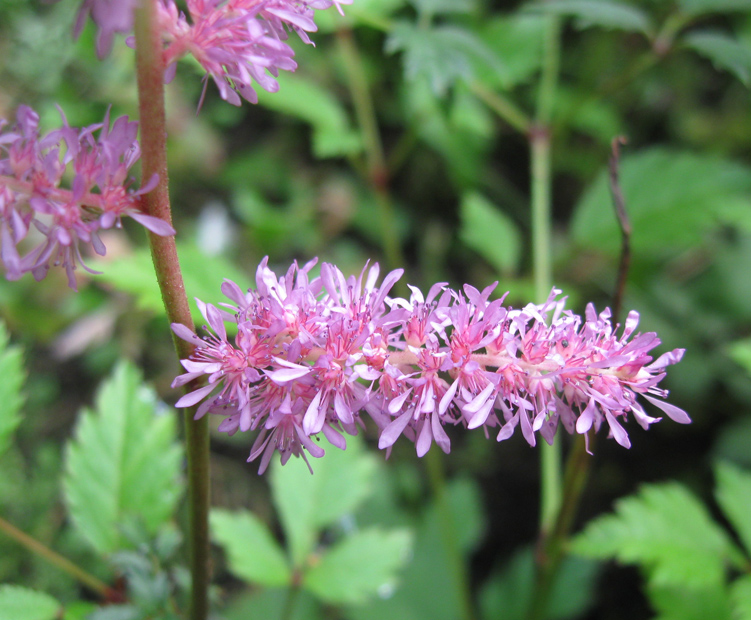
[532,14,562,535]
[133,3,211,620]
[0,516,114,599]
[335,27,405,277]
[469,81,532,135]
[425,449,477,620]
[526,434,594,620]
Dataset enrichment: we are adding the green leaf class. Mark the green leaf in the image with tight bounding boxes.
[89,242,250,324]
[387,22,504,96]
[0,322,24,459]
[715,462,751,558]
[526,0,653,35]
[647,582,733,620]
[346,477,483,620]
[304,527,413,604]
[270,433,378,566]
[731,575,751,620]
[728,338,751,375]
[256,73,361,158]
[63,361,183,555]
[479,547,598,620]
[678,0,751,17]
[210,509,291,587]
[570,148,751,257]
[460,191,521,275]
[0,585,60,620]
[684,32,751,87]
[571,482,735,587]
[476,13,546,89]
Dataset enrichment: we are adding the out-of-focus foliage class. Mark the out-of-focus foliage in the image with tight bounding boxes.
[2,0,751,619]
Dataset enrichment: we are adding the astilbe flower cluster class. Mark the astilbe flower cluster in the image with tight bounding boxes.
[0,105,173,290]
[75,0,352,106]
[172,258,690,473]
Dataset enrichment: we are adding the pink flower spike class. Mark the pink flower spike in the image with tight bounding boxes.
[169,257,689,473]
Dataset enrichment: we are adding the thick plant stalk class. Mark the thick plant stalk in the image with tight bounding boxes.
[133,2,211,619]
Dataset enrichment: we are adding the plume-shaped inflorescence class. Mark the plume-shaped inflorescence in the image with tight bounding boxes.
[0,105,173,290]
[172,258,690,473]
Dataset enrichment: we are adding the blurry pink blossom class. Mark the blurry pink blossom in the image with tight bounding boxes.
[0,105,173,290]
[172,258,690,473]
[73,0,352,105]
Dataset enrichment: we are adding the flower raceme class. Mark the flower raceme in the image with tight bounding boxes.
[75,0,352,106]
[0,105,173,290]
[171,258,690,473]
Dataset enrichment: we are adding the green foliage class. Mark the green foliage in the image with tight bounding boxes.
[89,242,250,324]
[347,476,484,620]
[571,482,737,587]
[210,510,291,587]
[479,547,598,620]
[270,434,379,567]
[0,585,60,620]
[0,322,24,459]
[212,436,411,609]
[728,338,751,374]
[731,575,751,620]
[476,13,545,90]
[525,0,653,35]
[646,582,733,620]
[459,191,521,275]
[714,462,751,556]
[678,0,751,17]
[304,527,413,604]
[386,22,502,96]
[63,362,183,555]
[571,148,751,257]
[573,465,751,620]
[684,32,751,87]
[256,73,362,158]
[410,0,475,18]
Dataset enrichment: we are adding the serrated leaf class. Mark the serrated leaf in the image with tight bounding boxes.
[526,0,653,35]
[647,582,733,620]
[210,509,291,587]
[570,148,751,256]
[63,361,183,555]
[0,322,24,459]
[304,528,412,604]
[0,585,60,620]
[89,242,249,324]
[571,482,735,587]
[460,191,521,274]
[270,434,378,566]
[678,0,751,17]
[256,73,361,158]
[731,575,751,620]
[684,32,751,86]
[715,462,751,558]
[387,22,504,96]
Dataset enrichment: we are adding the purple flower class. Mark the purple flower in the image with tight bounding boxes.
[159,0,352,106]
[172,258,690,473]
[71,0,352,105]
[74,0,140,59]
[0,105,173,290]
